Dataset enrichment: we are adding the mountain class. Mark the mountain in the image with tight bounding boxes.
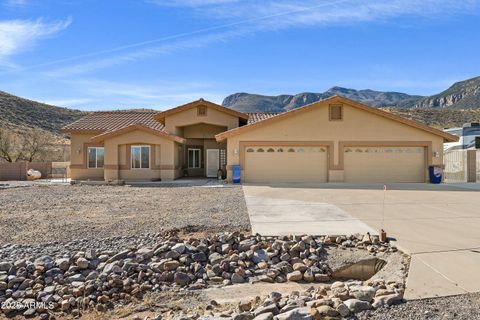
[223,87,424,113]
[0,90,86,140]
[223,76,480,112]
[414,76,480,109]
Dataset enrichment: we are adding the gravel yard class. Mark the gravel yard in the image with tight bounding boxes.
[0,184,249,248]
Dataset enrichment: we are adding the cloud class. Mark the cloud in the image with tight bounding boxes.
[6,0,479,75]
[2,0,28,8]
[151,0,480,30]
[39,78,227,110]
[0,18,72,60]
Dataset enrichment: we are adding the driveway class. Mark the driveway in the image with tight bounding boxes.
[242,183,480,299]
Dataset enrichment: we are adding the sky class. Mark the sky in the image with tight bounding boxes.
[0,0,480,111]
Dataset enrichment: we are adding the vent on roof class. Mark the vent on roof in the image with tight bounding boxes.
[198,106,207,116]
[329,104,343,121]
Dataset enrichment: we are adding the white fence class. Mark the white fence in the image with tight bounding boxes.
[443,150,467,183]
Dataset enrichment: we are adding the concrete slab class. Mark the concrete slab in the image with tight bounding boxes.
[244,193,376,236]
[242,183,480,299]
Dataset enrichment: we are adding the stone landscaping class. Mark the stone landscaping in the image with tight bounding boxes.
[0,232,406,319]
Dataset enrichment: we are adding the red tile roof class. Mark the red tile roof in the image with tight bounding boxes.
[247,112,282,124]
[61,111,164,132]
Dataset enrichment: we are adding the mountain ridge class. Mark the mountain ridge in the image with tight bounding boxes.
[222,76,480,112]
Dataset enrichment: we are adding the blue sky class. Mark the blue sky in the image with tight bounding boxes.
[1,0,479,111]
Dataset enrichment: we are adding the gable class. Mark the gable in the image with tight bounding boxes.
[215,96,458,142]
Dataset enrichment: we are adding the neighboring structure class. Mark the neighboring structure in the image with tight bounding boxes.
[443,123,480,151]
[62,96,457,183]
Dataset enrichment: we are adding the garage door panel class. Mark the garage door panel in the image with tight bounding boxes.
[245,146,327,183]
[344,147,425,183]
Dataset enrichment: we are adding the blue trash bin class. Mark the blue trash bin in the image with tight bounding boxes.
[428,166,442,184]
[232,165,241,184]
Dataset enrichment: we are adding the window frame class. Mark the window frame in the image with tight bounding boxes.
[87,147,104,169]
[188,148,201,168]
[131,145,151,169]
[329,104,343,121]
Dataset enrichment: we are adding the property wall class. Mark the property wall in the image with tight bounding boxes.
[70,133,104,180]
[0,161,28,181]
[102,129,176,181]
[164,106,239,135]
[225,102,445,182]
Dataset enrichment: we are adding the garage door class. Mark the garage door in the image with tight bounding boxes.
[344,146,425,183]
[244,146,328,183]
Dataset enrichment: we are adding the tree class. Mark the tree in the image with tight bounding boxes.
[0,128,52,162]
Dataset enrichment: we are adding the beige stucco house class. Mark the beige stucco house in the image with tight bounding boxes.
[62,95,457,183]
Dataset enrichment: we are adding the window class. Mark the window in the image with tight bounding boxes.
[197,106,207,116]
[131,145,150,169]
[87,147,104,168]
[188,148,201,168]
[329,104,343,121]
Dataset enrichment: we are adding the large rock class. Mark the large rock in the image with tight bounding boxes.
[253,313,273,320]
[276,307,312,320]
[55,258,70,271]
[287,271,303,282]
[254,304,279,317]
[344,299,371,313]
[0,262,12,272]
[252,249,268,263]
[192,252,207,262]
[76,257,89,269]
[209,252,223,265]
[372,292,403,308]
[163,260,180,271]
[171,243,186,254]
[350,285,376,302]
[238,239,256,252]
[174,272,191,286]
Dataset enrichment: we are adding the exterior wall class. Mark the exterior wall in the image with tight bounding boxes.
[103,130,177,181]
[183,123,227,139]
[184,138,222,177]
[164,106,239,135]
[225,102,445,182]
[70,133,104,180]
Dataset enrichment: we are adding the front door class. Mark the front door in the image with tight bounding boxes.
[206,149,220,178]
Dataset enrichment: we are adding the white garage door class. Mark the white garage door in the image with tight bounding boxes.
[344,146,425,183]
[244,146,328,183]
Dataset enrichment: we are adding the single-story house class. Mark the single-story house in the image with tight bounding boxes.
[62,95,458,183]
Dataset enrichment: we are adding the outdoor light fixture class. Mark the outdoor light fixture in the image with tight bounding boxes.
[433,151,440,157]
[77,147,82,154]
[234,148,239,156]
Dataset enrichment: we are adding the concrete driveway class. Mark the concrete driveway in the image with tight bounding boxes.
[242,183,480,299]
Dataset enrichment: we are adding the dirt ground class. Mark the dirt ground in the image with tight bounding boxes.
[0,184,250,246]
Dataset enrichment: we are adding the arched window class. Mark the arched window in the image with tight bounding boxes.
[246,148,254,153]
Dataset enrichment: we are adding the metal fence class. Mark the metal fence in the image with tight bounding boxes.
[443,150,467,183]
[477,150,480,182]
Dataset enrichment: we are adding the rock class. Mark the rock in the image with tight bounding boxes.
[163,260,180,271]
[252,249,268,263]
[137,247,154,258]
[56,258,70,271]
[254,304,279,316]
[103,262,122,274]
[232,273,245,284]
[238,239,256,252]
[293,263,307,272]
[61,299,70,311]
[287,271,303,282]
[276,307,311,320]
[106,250,129,263]
[209,252,223,265]
[171,243,186,254]
[192,252,207,262]
[372,292,403,308]
[344,299,371,313]
[238,300,252,312]
[253,313,273,320]
[174,272,191,286]
[0,262,12,272]
[76,257,89,269]
[315,305,339,317]
[336,303,350,317]
[303,269,314,282]
[233,313,254,320]
[350,285,376,302]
